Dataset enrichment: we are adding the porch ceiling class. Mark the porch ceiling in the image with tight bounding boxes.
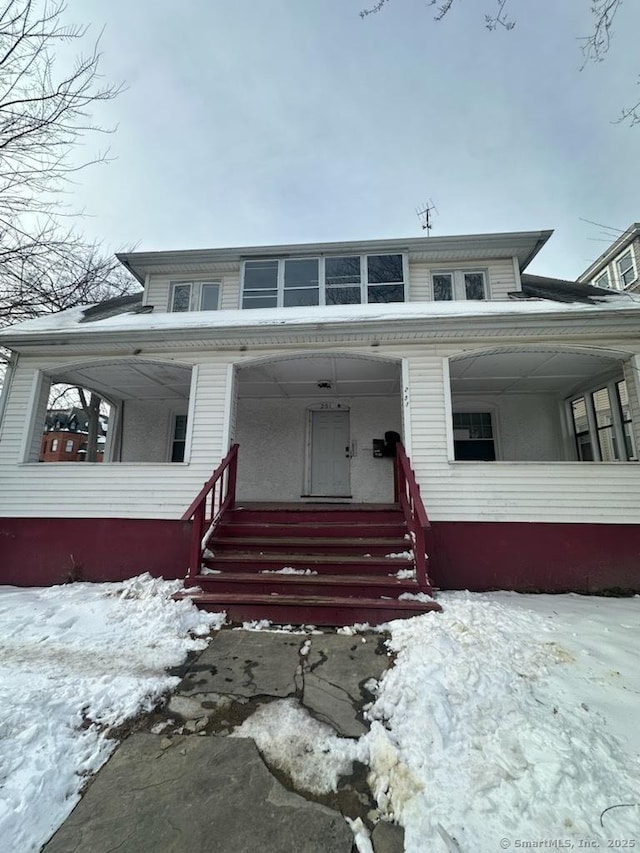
[49,360,192,401]
[450,348,625,396]
[237,354,401,399]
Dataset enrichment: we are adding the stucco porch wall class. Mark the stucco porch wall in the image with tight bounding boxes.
[234,396,401,503]
[450,392,564,460]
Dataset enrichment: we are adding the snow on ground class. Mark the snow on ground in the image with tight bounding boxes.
[229,592,640,853]
[0,574,222,853]
[367,592,640,852]
[1,582,638,853]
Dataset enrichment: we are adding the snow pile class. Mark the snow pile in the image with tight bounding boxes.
[367,593,640,852]
[231,698,365,794]
[0,574,222,853]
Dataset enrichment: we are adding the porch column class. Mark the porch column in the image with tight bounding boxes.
[623,355,640,457]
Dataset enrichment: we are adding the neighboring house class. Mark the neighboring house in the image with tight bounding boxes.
[578,222,640,292]
[0,229,639,619]
[39,407,106,462]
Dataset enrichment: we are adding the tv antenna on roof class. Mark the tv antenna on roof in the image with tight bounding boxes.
[416,200,438,234]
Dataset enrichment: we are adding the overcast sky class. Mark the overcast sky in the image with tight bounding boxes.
[65,0,639,280]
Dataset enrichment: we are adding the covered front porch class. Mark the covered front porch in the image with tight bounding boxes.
[233,353,404,504]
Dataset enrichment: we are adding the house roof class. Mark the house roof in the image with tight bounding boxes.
[2,294,640,353]
[518,273,627,304]
[116,230,553,283]
[577,223,640,283]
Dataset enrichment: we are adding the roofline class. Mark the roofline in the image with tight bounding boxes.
[3,302,639,352]
[577,223,640,282]
[116,230,553,280]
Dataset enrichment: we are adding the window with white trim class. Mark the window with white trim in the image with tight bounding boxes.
[433,270,488,301]
[241,254,405,309]
[617,250,637,288]
[568,378,637,462]
[594,270,610,289]
[452,411,496,460]
[170,281,220,312]
[171,414,188,462]
[65,439,74,453]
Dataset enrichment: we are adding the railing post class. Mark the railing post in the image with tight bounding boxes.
[188,499,205,580]
[228,445,238,507]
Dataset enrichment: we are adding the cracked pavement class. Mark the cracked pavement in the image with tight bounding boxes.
[43,628,404,853]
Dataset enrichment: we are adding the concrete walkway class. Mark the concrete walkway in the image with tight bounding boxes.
[43,629,405,853]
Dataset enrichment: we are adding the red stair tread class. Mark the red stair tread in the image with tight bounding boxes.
[206,553,413,564]
[191,572,418,587]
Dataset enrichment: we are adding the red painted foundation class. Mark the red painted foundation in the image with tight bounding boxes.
[430,521,640,593]
[0,518,191,586]
[0,517,638,592]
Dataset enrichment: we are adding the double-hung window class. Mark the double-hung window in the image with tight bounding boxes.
[241,254,405,308]
[170,281,220,312]
[594,270,611,289]
[433,270,488,301]
[617,250,637,289]
[568,379,637,462]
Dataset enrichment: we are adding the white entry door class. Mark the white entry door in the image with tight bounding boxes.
[310,410,351,496]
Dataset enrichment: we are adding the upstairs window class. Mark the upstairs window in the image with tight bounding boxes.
[241,254,405,308]
[325,256,362,305]
[594,270,611,289]
[284,259,319,307]
[243,261,278,309]
[433,270,488,301]
[617,251,637,289]
[367,255,404,303]
[170,281,220,312]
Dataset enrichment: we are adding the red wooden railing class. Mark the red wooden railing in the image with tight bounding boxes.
[182,443,239,579]
[394,443,433,593]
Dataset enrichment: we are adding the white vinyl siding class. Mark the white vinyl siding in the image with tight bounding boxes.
[408,258,517,301]
[0,354,231,519]
[2,340,640,524]
[401,350,640,525]
[145,271,242,312]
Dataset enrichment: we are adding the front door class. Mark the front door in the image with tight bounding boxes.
[310,410,350,496]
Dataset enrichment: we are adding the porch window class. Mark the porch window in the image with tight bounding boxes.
[170,281,220,312]
[433,269,487,301]
[452,412,495,460]
[241,253,406,308]
[171,414,188,462]
[617,250,637,289]
[569,379,636,462]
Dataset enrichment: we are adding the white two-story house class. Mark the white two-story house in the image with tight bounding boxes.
[1,229,639,622]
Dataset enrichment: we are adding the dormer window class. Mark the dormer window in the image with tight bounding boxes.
[241,254,405,308]
[170,281,220,312]
[433,270,488,301]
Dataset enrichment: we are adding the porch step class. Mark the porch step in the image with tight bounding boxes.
[190,571,418,598]
[202,552,413,575]
[210,536,411,557]
[217,522,409,539]
[178,591,441,627]
[225,506,405,525]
